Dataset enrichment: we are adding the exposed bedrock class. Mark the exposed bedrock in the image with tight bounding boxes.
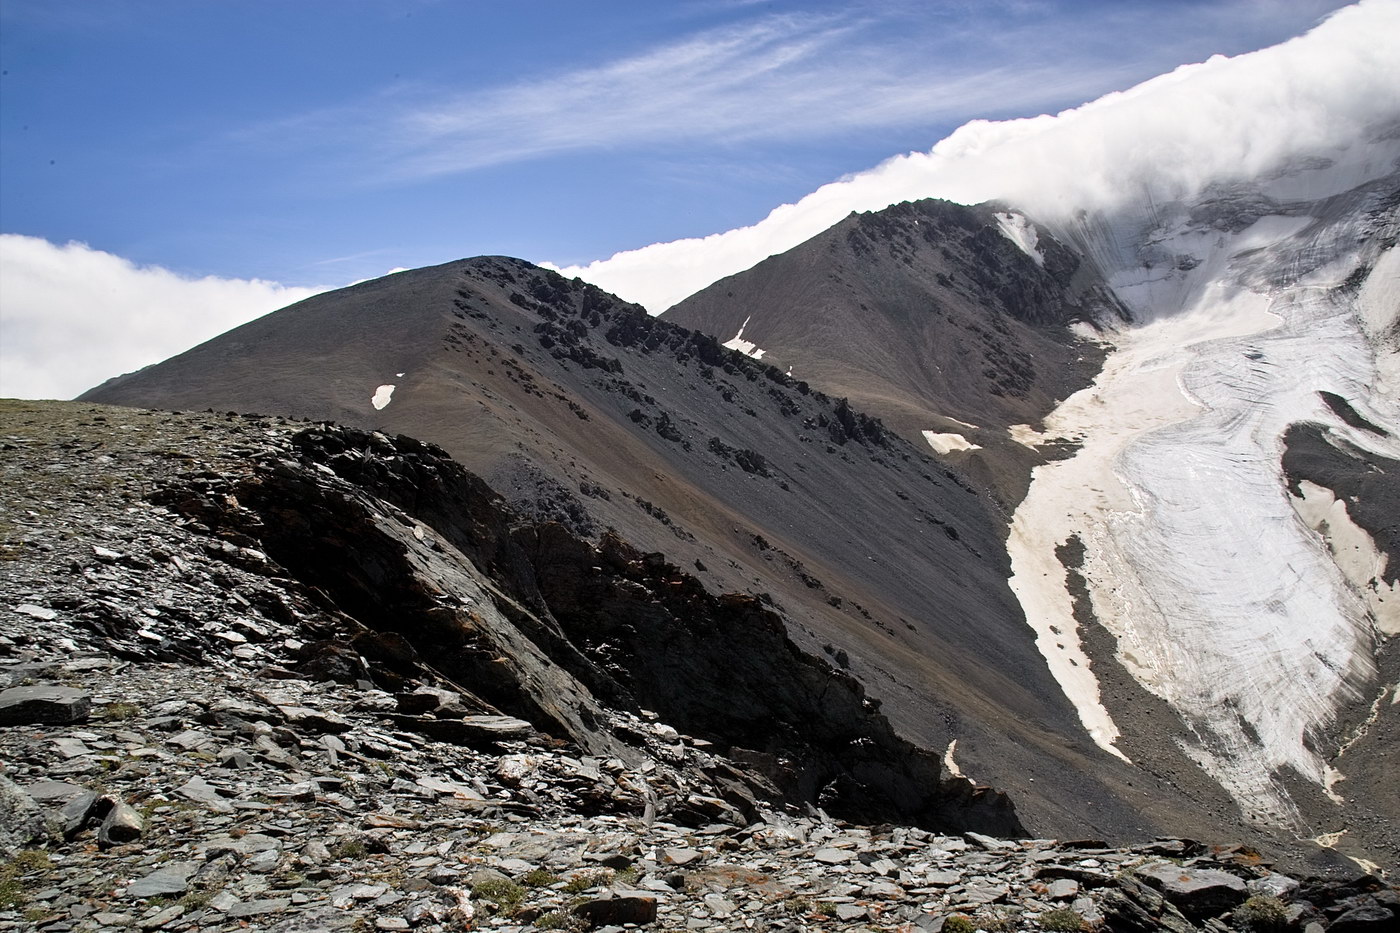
[154,422,1023,835]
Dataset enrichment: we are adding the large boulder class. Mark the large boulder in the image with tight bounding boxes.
[1137,862,1248,919]
[0,684,92,725]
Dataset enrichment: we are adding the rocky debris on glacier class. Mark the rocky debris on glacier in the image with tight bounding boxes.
[1,399,1396,931]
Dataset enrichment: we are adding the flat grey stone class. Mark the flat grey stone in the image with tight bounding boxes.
[1137,863,1246,919]
[277,705,353,733]
[178,775,234,813]
[664,847,698,865]
[965,831,1015,851]
[226,898,291,918]
[0,684,92,725]
[26,780,98,839]
[703,893,736,917]
[127,862,198,898]
[814,847,853,863]
[141,904,185,929]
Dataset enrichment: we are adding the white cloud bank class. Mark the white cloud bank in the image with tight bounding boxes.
[0,235,323,400]
[554,0,1400,312]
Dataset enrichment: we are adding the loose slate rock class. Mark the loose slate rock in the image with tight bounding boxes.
[98,799,145,847]
[127,861,198,898]
[0,684,92,725]
[26,780,98,838]
[177,775,234,813]
[573,893,659,928]
[1137,862,1247,919]
[0,775,47,854]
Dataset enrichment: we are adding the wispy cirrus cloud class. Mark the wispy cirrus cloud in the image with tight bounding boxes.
[241,8,1163,182]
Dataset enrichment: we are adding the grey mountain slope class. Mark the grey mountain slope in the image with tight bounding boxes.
[664,198,1127,505]
[84,251,1264,849]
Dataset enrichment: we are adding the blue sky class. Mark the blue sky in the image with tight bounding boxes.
[1,0,1353,285]
[2,0,1380,399]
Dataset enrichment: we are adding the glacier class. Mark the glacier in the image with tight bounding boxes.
[1007,141,1400,832]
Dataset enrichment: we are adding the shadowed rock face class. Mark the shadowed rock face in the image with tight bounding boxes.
[143,417,1024,833]
[82,228,1278,847]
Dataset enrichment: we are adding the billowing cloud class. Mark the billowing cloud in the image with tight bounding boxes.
[0,235,323,400]
[553,0,1400,312]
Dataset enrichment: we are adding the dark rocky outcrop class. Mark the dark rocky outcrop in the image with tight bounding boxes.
[151,418,1020,834]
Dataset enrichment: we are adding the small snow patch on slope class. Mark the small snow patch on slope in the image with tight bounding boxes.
[994,212,1044,266]
[371,385,396,410]
[943,740,966,779]
[723,316,766,359]
[922,430,980,454]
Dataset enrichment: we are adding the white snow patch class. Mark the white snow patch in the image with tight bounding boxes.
[395,372,406,378]
[1071,321,1110,342]
[1292,480,1398,636]
[922,430,980,454]
[723,315,766,359]
[940,416,980,431]
[943,740,966,779]
[994,212,1044,266]
[1007,424,1046,448]
[371,384,397,410]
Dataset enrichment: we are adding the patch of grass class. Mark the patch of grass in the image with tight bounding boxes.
[535,910,580,931]
[612,866,639,886]
[98,701,141,721]
[331,838,368,860]
[1,850,53,909]
[472,878,525,917]
[1040,907,1088,931]
[7,851,51,874]
[943,915,977,933]
[521,868,560,888]
[562,870,610,894]
[1235,895,1289,932]
[814,901,837,918]
[179,890,214,910]
[783,896,815,915]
